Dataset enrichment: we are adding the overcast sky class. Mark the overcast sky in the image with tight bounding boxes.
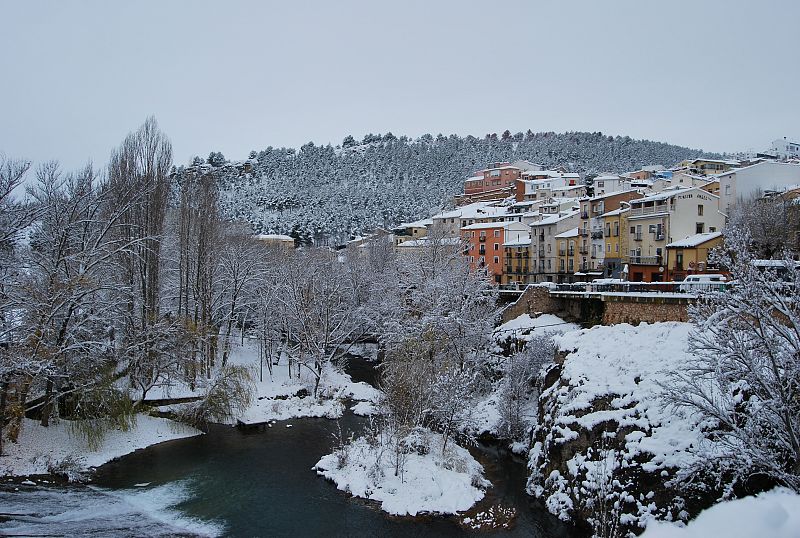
[1,0,798,170]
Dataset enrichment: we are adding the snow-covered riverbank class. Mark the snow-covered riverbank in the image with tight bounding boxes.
[0,416,201,478]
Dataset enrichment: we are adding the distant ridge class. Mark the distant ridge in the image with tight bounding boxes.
[175,130,722,245]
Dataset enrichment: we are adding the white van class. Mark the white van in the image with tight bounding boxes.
[678,274,727,292]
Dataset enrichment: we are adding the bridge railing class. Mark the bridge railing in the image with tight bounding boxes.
[552,281,731,294]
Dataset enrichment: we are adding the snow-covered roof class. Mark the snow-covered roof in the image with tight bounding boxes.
[254,233,294,241]
[464,175,484,182]
[554,227,579,239]
[631,186,694,203]
[397,218,432,229]
[599,206,630,218]
[433,202,508,221]
[531,210,580,227]
[397,237,461,248]
[666,231,722,248]
[461,221,517,231]
[503,237,532,247]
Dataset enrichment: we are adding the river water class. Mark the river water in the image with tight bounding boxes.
[0,356,579,538]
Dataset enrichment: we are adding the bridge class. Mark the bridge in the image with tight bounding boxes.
[500,282,723,325]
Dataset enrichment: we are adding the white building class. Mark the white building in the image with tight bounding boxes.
[771,137,800,159]
[717,161,800,215]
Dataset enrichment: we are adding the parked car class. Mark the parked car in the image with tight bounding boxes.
[678,274,727,292]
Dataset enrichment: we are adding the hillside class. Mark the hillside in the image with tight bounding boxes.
[176,131,721,245]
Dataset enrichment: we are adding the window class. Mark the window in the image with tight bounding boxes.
[480,231,486,237]
[494,230,500,237]
[696,222,705,234]
[493,256,499,264]
[725,185,731,195]
[494,243,499,251]
[607,243,611,253]
[698,204,704,216]
[469,256,474,263]
[630,226,636,234]
[709,227,716,232]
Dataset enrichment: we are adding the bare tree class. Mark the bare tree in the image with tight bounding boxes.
[663,222,800,492]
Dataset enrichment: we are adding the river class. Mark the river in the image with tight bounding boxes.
[0,355,579,538]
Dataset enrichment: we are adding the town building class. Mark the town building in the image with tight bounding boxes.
[717,161,800,216]
[554,227,579,283]
[431,202,510,237]
[665,232,724,281]
[600,206,630,278]
[530,208,581,282]
[462,221,528,284]
[578,190,642,274]
[502,231,532,286]
[626,187,725,282]
[770,137,800,159]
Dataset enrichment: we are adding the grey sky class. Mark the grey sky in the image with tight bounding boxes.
[1,0,798,170]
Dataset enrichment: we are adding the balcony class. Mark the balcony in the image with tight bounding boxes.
[581,211,589,219]
[568,248,575,257]
[654,234,665,241]
[578,246,589,254]
[591,231,604,239]
[628,255,662,266]
[629,203,671,218]
[578,229,589,237]
[538,233,545,241]
[633,233,643,241]
[558,249,566,256]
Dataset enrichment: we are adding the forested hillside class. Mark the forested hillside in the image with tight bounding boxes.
[176,131,720,245]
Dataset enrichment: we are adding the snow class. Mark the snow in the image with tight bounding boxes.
[531,322,712,526]
[641,488,800,538]
[0,416,201,478]
[228,339,381,425]
[665,231,722,248]
[549,323,705,472]
[315,428,489,516]
[494,313,579,343]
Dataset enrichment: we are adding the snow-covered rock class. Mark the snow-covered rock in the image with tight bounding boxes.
[529,322,713,531]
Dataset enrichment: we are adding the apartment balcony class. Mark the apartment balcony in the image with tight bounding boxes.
[568,248,575,257]
[578,229,589,237]
[558,249,566,256]
[538,233,545,241]
[654,234,665,241]
[591,231,604,239]
[578,246,589,254]
[581,211,589,219]
[628,255,662,266]
[629,204,672,218]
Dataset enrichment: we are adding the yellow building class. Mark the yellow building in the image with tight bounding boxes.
[554,227,579,283]
[665,232,724,281]
[600,206,629,278]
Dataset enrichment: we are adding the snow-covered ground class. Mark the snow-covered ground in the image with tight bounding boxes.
[227,339,382,425]
[0,416,200,478]
[494,313,580,344]
[530,322,711,528]
[315,428,489,516]
[642,488,800,538]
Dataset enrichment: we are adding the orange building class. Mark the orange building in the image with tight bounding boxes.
[462,221,529,284]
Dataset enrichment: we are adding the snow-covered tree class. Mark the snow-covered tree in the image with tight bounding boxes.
[664,223,800,492]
